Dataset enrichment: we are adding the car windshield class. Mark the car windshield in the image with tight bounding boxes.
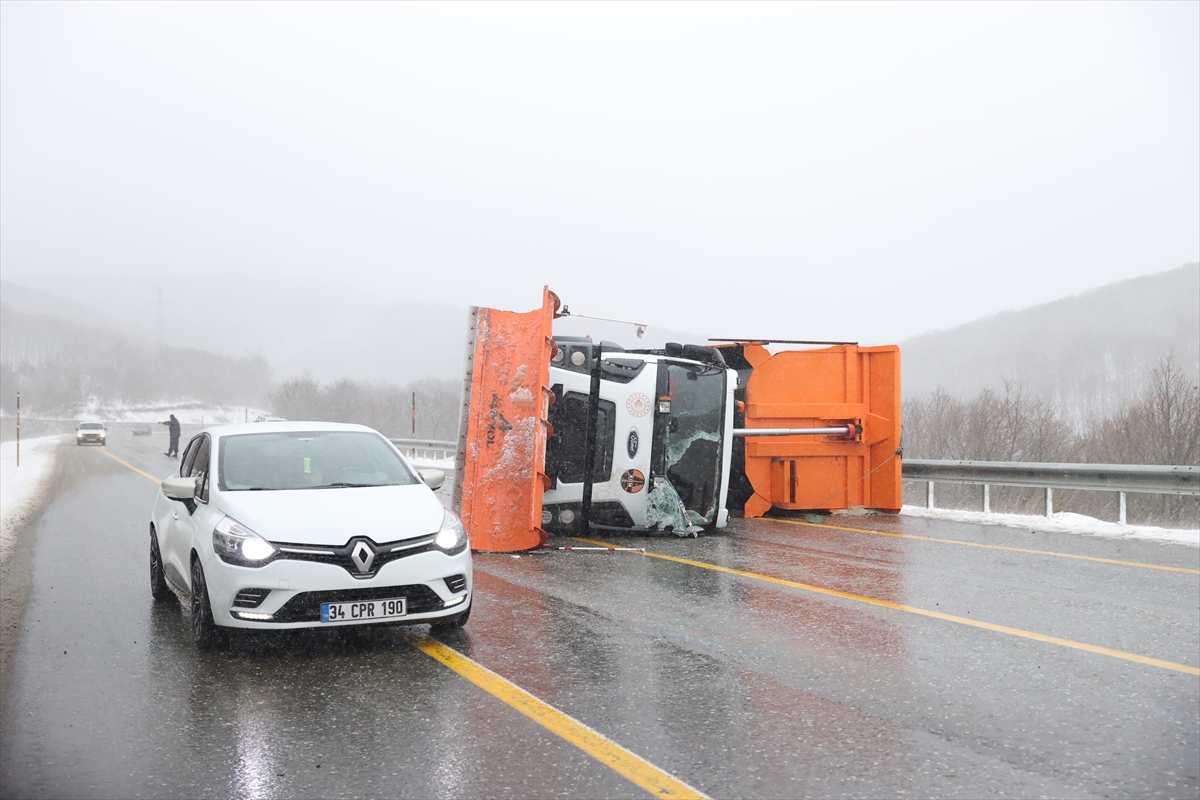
[79,423,103,429]
[218,431,419,491]
[656,362,726,525]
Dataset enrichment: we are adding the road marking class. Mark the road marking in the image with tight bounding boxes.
[409,634,708,799]
[772,519,1200,575]
[97,448,162,484]
[571,537,1200,676]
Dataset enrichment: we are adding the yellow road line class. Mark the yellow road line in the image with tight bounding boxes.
[97,448,162,484]
[773,519,1200,575]
[409,635,708,799]
[571,537,1200,677]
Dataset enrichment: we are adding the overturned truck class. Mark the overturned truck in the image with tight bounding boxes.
[453,288,901,552]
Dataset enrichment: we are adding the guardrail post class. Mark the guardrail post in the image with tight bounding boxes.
[1119,492,1127,525]
[982,484,990,513]
[1044,487,1053,517]
[926,481,935,509]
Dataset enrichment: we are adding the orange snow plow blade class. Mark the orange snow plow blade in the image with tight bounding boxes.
[453,287,557,552]
[720,343,901,517]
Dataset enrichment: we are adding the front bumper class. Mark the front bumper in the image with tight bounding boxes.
[77,435,105,445]
[204,548,472,629]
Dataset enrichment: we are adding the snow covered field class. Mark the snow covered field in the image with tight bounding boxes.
[0,435,65,566]
[71,400,270,424]
[901,505,1199,547]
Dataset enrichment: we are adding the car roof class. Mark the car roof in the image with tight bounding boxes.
[201,421,386,440]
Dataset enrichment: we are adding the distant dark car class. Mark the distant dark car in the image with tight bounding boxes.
[132,423,153,436]
[77,422,106,446]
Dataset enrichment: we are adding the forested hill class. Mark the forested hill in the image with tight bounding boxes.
[0,301,270,416]
[900,263,1200,417]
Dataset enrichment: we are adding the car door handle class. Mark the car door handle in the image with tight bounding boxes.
[172,512,179,519]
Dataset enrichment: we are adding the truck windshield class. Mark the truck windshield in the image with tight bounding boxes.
[657,363,725,525]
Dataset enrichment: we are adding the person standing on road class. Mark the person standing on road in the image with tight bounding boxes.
[159,414,181,457]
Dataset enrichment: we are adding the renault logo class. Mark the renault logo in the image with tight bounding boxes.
[350,540,376,574]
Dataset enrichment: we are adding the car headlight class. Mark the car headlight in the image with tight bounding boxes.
[99,432,106,438]
[77,432,83,438]
[433,509,469,555]
[213,515,278,566]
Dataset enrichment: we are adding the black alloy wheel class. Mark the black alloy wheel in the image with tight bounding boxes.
[431,601,471,630]
[150,528,171,601]
[190,559,229,650]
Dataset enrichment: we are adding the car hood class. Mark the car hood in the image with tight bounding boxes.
[214,484,446,547]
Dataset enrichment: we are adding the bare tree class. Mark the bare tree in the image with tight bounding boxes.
[902,356,1198,525]
[268,374,461,440]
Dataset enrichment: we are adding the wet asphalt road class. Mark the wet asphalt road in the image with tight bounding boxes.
[1,435,1197,799]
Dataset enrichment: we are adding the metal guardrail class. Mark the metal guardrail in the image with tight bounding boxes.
[389,438,457,462]
[902,459,1199,523]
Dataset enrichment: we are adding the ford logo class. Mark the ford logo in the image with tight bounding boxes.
[627,429,639,459]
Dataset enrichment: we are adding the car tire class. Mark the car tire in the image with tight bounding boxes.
[431,601,471,630]
[150,528,171,602]
[190,558,229,650]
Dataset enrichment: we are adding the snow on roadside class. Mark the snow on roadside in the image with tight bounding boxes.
[72,400,270,425]
[406,456,455,470]
[1,435,66,566]
[901,505,1199,547]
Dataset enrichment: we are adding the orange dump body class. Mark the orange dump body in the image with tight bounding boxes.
[719,343,901,517]
[453,288,556,552]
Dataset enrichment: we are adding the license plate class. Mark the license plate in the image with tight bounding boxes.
[321,597,406,623]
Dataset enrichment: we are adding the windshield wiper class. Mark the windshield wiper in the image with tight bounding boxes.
[309,482,380,489]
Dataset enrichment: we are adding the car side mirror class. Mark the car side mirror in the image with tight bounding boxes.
[162,476,198,500]
[418,469,445,490]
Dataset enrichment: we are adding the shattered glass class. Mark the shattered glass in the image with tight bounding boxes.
[659,363,725,526]
[644,478,702,536]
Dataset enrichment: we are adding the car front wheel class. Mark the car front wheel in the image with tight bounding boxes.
[431,601,471,630]
[190,559,229,650]
[150,528,171,601]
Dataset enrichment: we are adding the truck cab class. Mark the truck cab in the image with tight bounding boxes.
[541,337,737,536]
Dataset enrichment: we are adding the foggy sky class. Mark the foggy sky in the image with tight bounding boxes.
[2,1,1197,348]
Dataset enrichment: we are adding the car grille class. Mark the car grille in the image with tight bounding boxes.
[233,588,271,608]
[444,574,467,593]
[272,584,445,622]
[273,534,438,579]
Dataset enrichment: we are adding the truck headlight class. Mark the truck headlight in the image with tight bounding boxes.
[213,516,277,566]
[433,510,468,555]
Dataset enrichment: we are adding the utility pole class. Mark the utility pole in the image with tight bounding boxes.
[411,392,416,437]
[15,391,20,467]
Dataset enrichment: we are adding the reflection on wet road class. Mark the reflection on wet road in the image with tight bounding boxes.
[2,436,1197,798]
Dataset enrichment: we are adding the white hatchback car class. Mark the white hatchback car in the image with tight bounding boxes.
[149,422,471,649]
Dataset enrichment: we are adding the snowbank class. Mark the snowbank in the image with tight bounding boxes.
[1,435,66,566]
[901,505,1199,547]
[406,456,455,470]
